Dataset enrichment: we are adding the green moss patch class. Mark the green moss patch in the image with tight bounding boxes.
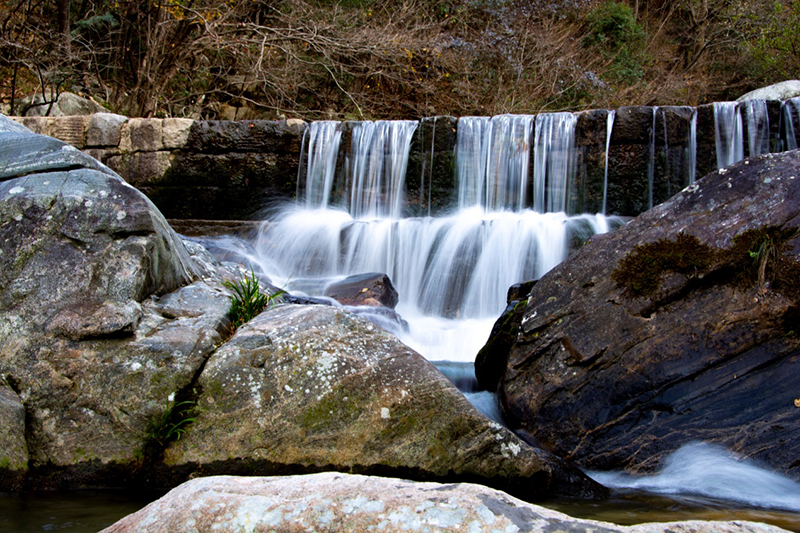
[612,227,800,301]
[611,232,715,298]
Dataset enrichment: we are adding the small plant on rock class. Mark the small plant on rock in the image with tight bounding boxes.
[147,395,196,448]
[223,268,285,329]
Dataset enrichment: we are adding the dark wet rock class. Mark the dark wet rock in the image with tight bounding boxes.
[498,150,800,477]
[164,303,606,500]
[324,272,400,309]
[474,299,527,393]
[101,473,791,533]
[507,280,536,303]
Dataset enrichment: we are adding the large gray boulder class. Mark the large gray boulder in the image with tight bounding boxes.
[497,150,800,477]
[101,473,791,533]
[737,80,800,102]
[163,303,606,499]
[0,115,230,488]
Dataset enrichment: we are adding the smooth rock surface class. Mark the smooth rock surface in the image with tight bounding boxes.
[737,81,800,102]
[498,150,800,476]
[101,473,791,533]
[164,303,606,499]
[18,92,106,117]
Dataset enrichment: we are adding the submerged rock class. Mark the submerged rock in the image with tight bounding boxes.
[323,272,400,309]
[101,473,791,533]
[498,150,800,477]
[164,303,606,499]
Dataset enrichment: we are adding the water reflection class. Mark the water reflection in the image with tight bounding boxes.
[0,489,162,533]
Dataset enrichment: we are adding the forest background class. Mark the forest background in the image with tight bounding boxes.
[1,0,798,120]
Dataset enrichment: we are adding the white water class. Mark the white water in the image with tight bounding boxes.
[744,99,771,157]
[534,113,577,214]
[590,442,800,513]
[784,97,800,151]
[255,206,612,361]
[602,109,615,214]
[688,108,697,184]
[714,102,744,169]
[456,115,535,211]
[298,121,342,209]
[256,116,616,363]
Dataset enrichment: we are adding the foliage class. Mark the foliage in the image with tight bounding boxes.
[749,1,800,81]
[223,269,285,328]
[583,1,647,84]
[146,396,196,448]
[726,226,800,296]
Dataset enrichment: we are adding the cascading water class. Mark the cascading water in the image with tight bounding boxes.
[783,97,800,151]
[602,109,615,214]
[688,108,697,184]
[714,102,744,168]
[256,115,616,365]
[647,107,657,209]
[744,99,770,157]
[298,121,342,209]
[534,113,577,214]
[348,120,418,219]
[456,115,535,211]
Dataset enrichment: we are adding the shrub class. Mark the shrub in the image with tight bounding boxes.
[583,1,648,84]
[223,269,285,328]
[146,396,196,448]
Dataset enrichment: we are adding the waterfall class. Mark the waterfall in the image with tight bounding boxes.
[456,115,535,212]
[533,113,577,213]
[714,102,744,169]
[744,99,770,157]
[455,117,491,209]
[602,109,615,214]
[647,107,657,209]
[298,121,343,209]
[348,120,418,219]
[783,97,800,151]
[257,115,618,362]
[688,108,697,184]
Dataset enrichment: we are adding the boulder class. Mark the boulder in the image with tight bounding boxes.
[474,281,536,392]
[0,115,231,487]
[497,150,800,477]
[0,125,198,331]
[101,473,791,533]
[737,80,800,102]
[163,303,606,499]
[323,272,400,308]
[0,379,28,490]
[18,92,106,117]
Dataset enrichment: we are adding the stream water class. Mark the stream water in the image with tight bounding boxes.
[5,107,800,531]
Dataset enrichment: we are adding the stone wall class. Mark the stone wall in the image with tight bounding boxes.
[13,114,306,220]
[12,100,791,219]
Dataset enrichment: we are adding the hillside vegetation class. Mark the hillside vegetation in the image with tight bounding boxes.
[1,0,798,120]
